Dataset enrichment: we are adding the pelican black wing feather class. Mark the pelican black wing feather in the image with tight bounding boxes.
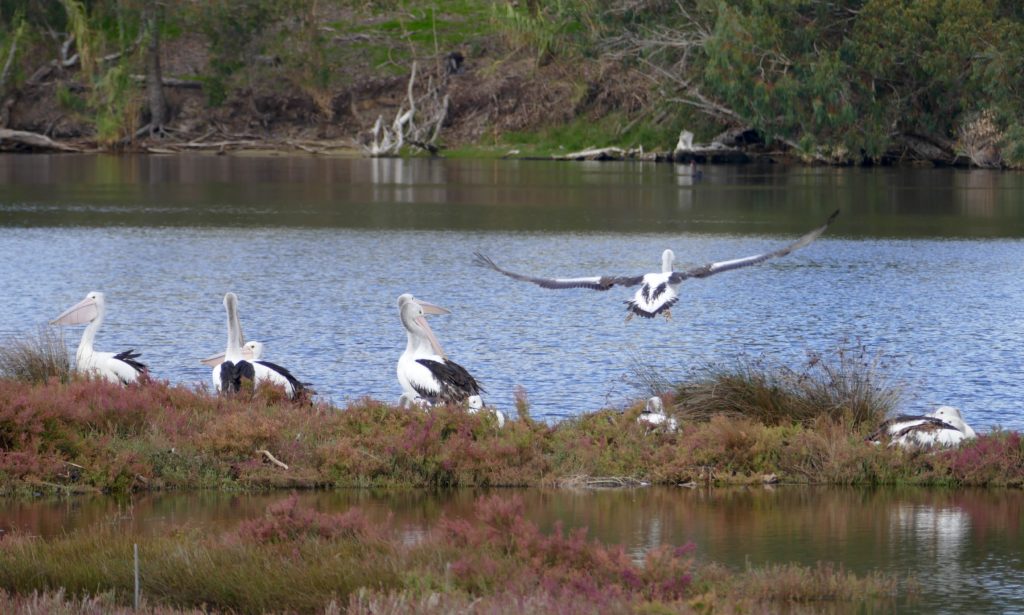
[473,252,644,291]
[416,358,483,404]
[113,349,147,374]
[669,210,839,283]
[220,360,255,394]
[255,360,307,394]
[866,415,959,442]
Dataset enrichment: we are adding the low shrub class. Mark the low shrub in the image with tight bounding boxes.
[0,326,70,384]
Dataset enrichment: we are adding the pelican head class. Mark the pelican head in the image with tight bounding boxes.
[399,295,449,357]
[932,406,976,438]
[645,396,664,415]
[661,249,675,274]
[243,341,264,361]
[200,340,262,367]
[52,291,105,326]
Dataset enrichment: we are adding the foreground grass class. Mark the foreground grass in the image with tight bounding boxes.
[0,367,1021,496]
[0,494,902,614]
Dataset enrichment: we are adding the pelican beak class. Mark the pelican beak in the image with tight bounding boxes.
[415,315,447,358]
[199,352,226,367]
[415,299,451,315]
[51,295,98,326]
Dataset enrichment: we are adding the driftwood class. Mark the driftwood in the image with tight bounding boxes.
[130,75,202,89]
[556,475,650,489]
[257,449,289,470]
[0,128,80,151]
[552,146,650,161]
[366,61,450,156]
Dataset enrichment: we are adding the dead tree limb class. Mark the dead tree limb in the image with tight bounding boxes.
[365,60,451,156]
[257,449,289,470]
[0,128,80,151]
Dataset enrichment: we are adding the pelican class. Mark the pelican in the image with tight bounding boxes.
[50,291,147,384]
[637,397,678,431]
[397,294,483,407]
[213,293,306,398]
[473,210,839,321]
[200,340,262,367]
[868,406,977,449]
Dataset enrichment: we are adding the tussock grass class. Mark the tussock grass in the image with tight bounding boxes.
[673,345,900,428]
[0,495,901,614]
[0,325,71,384]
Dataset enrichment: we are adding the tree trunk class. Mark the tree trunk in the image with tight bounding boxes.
[144,1,167,134]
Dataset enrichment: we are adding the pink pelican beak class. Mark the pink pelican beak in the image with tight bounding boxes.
[412,298,450,357]
[415,299,450,316]
[200,345,256,366]
[51,295,99,326]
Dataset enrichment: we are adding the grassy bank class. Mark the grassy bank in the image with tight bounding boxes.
[0,493,903,614]
[1,360,1021,496]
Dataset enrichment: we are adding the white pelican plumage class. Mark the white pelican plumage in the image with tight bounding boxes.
[200,340,262,367]
[637,396,678,431]
[50,291,147,384]
[474,210,839,321]
[213,293,306,398]
[869,406,977,449]
[396,293,483,407]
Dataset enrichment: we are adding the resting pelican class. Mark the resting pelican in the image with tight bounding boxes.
[869,406,977,449]
[200,340,262,367]
[51,291,147,384]
[637,396,678,431]
[397,294,483,406]
[474,210,839,321]
[213,293,306,398]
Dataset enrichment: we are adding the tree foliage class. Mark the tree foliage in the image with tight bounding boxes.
[630,0,1024,164]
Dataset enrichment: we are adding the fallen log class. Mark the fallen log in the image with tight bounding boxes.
[0,128,80,152]
[553,146,648,161]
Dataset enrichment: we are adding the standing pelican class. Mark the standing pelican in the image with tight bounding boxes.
[473,210,839,321]
[868,406,977,449]
[397,294,483,406]
[213,293,306,398]
[51,291,147,384]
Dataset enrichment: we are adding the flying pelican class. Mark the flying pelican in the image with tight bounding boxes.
[473,210,839,321]
[637,396,678,431]
[397,294,483,407]
[868,406,977,449]
[213,293,306,398]
[50,291,147,384]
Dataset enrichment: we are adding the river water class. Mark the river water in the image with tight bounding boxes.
[2,487,1022,614]
[1,155,1022,427]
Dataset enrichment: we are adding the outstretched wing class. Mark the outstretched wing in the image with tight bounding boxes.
[472,252,645,291]
[669,210,839,283]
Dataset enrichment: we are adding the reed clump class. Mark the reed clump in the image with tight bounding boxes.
[0,495,901,614]
[0,326,71,384]
[673,344,900,428]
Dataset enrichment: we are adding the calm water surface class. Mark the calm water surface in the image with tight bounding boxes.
[1,155,1023,427]
[3,487,1023,614]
